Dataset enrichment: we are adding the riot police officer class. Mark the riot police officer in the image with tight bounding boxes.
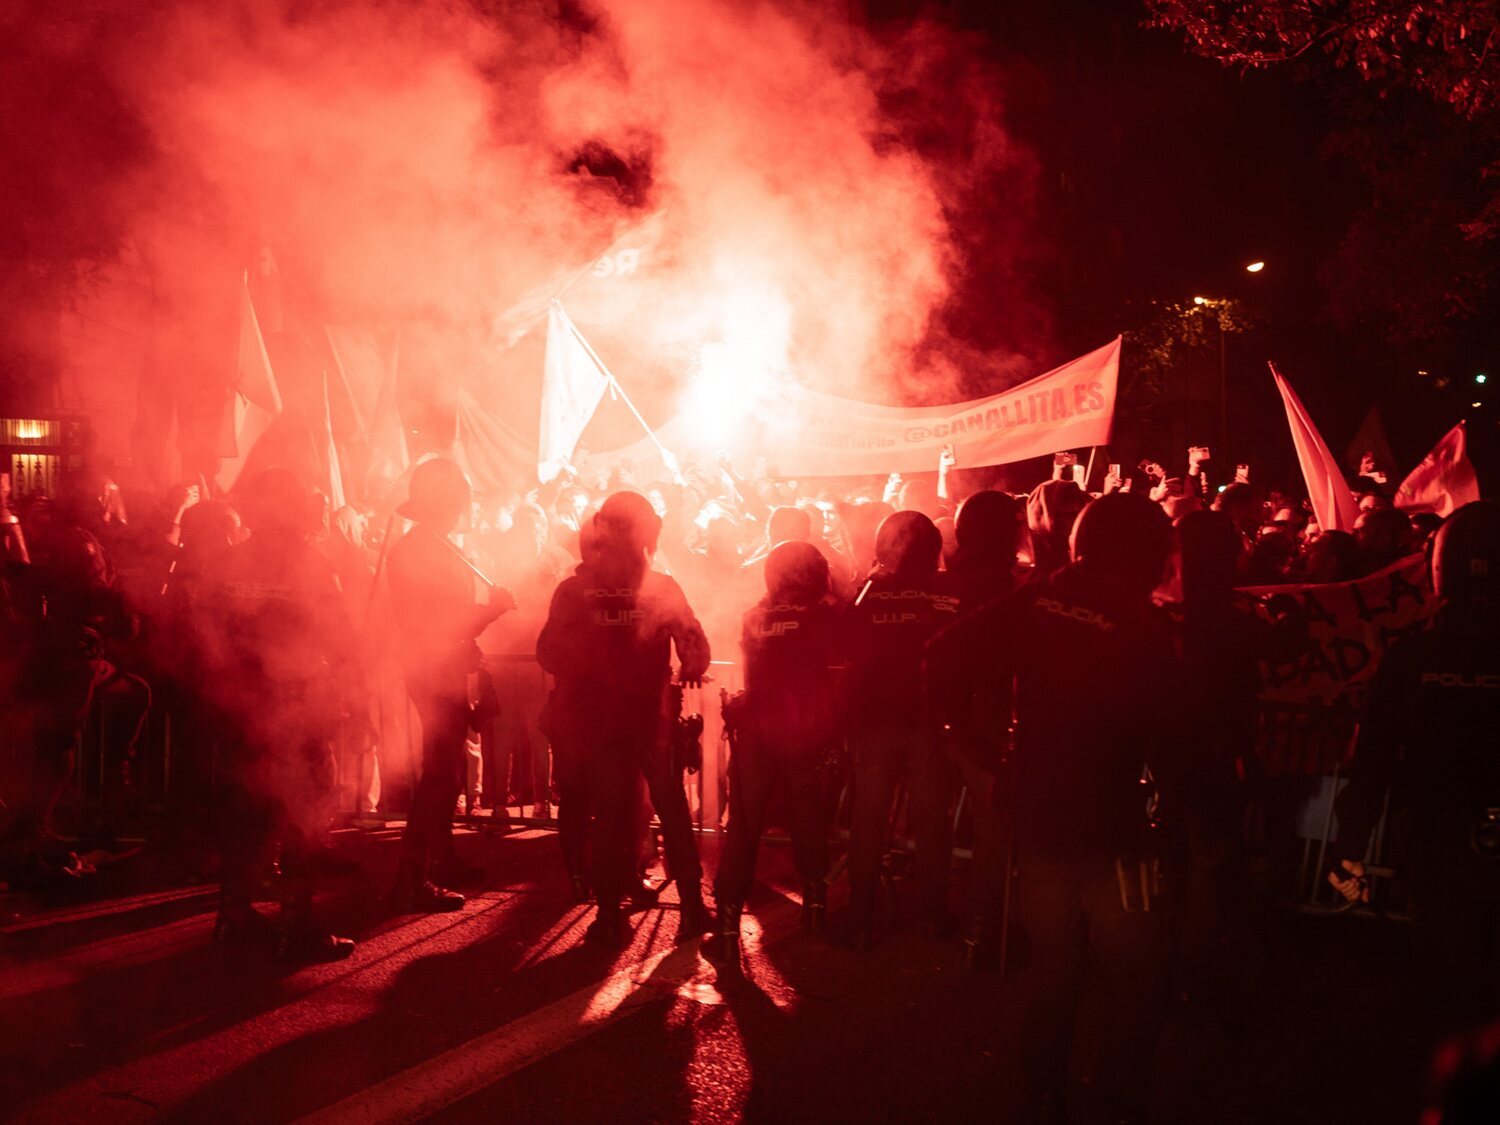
[386,458,514,913]
[1331,500,1500,1033]
[709,540,843,965]
[845,510,960,946]
[536,491,712,946]
[939,489,1024,967]
[927,492,1178,1124]
[209,469,356,961]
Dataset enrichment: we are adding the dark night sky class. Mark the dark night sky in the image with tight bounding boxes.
[869,0,1497,486]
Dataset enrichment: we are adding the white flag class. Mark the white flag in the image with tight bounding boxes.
[1271,364,1359,533]
[538,302,609,483]
[216,272,284,491]
[1395,422,1480,518]
[320,370,347,511]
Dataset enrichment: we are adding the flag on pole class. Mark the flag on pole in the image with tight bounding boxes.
[320,370,347,511]
[216,272,284,492]
[456,387,534,495]
[327,325,407,500]
[365,329,408,499]
[1395,422,1480,518]
[1270,364,1359,533]
[538,302,610,483]
[495,211,665,346]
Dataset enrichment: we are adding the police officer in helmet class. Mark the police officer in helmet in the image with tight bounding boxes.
[928,491,1180,1124]
[536,490,712,946]
[386,458,515,913]
[709,540,842,965]
[1331,500,1500,1034]
[937,489,1025,968]
[846,509,961,947]
[209,468,357,961]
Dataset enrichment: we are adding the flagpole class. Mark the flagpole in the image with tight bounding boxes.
[555,300,683,481]
[324,326,369,443]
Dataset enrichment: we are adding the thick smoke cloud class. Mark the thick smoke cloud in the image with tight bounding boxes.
[2,0,1049,482]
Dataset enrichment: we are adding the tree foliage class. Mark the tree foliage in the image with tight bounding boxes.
[1147,1,1500,352]
[1145,1,1500,118]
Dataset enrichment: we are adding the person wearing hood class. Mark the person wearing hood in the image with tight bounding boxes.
[1025,479,1086,581]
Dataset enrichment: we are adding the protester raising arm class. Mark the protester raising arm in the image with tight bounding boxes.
[1187,446,1213,503]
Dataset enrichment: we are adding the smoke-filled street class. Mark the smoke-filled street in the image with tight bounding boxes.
[3,826,1427,1124]
[5,0,1500,1122]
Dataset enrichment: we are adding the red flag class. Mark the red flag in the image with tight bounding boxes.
[1270,364,1359,533]
[1395,422,1480,518]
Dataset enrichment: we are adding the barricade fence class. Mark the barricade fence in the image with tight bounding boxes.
[58,656,1405,920]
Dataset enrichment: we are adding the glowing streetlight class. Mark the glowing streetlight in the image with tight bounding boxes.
[1193,296,1208,305]
[1245,261,1266,273]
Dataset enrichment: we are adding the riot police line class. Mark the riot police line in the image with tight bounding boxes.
[5,455,1498,1124]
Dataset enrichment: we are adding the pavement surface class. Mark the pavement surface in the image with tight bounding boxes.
[0,823,1435,1124]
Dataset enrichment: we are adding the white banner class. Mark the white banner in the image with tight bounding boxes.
[593,336,1121,478]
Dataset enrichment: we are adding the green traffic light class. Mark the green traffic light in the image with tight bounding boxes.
[1477,372,1489,384]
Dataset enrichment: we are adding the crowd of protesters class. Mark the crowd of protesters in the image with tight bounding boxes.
[1,439,1495,1121]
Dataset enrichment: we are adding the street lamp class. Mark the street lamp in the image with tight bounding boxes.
[1190,296,1229,456]
[1245,261,1265,273]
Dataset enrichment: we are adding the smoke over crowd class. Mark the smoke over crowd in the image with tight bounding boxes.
[1,0,1050,479]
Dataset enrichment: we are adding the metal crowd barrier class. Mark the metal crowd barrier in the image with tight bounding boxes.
[58,660,1406,924]
[1251,700,1404,920]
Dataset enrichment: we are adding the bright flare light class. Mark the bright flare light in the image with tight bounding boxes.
[682,286,792,444]
[1245,261,1265,273]
[1193,296,1208,305]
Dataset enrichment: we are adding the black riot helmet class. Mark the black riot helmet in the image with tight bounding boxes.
[1069,492,1172,599]
[766,539,830,604]
[767,505,813,546]
[1432,500,1500,622]
[1176,509,1242,604]
[874,509,942,579]
[398,458,470,530]
[954,489,1022,561]
[596,490,662,559]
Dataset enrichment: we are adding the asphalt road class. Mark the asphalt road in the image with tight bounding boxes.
[0,826,1431,1124]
